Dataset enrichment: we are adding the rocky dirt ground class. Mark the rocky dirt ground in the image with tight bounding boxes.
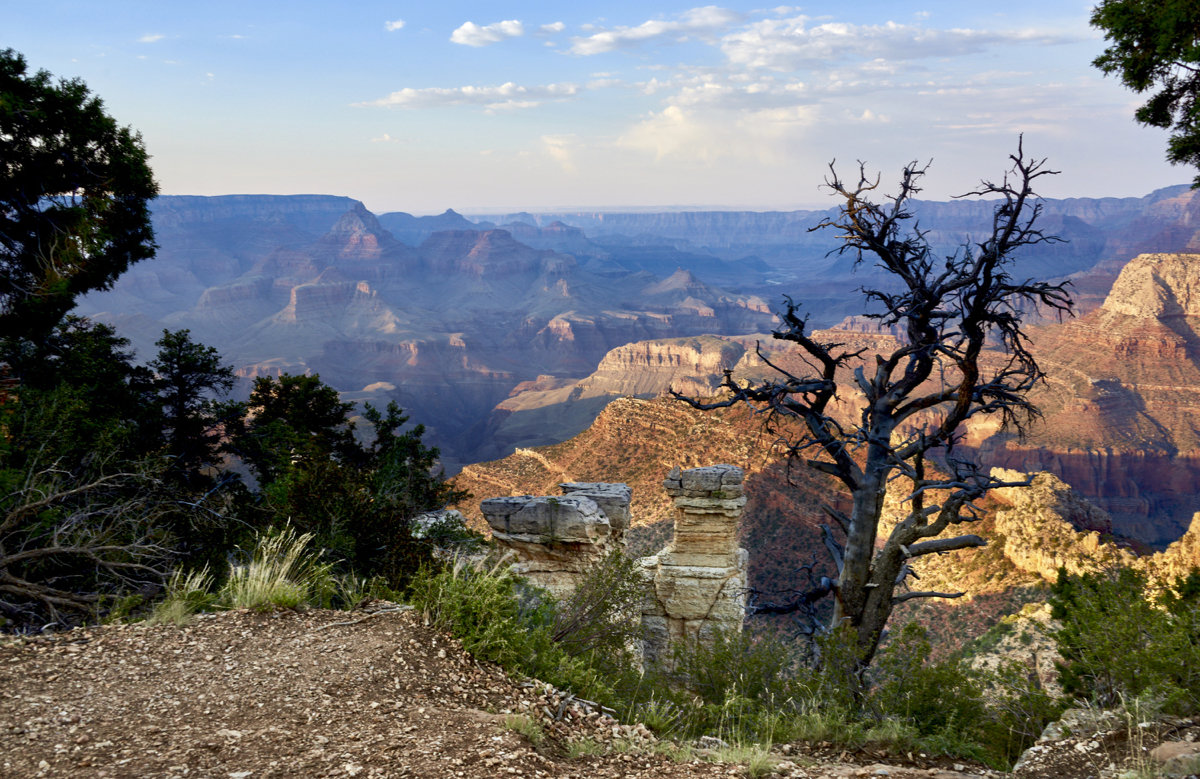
[0,606,1189,778]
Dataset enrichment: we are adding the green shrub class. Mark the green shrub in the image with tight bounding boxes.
[407,554,544,668]
[101,593,148,625]
[405,552,656,716]
[982,658,1064,764]
[551,548,647,659]
[645,628,825,744]
[1051,566,1200,714]
[501,713,545,746]
[412,511,487,555]
[672,628,807,706]
[329,572,399,609]
[872,622,987,738]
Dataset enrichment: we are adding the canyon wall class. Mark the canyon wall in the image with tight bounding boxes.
[979,253,1200,545]
[79,198,779,468]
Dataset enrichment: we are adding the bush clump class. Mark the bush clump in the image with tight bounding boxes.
[1051,566,1200,714]
[402,548,1053,768]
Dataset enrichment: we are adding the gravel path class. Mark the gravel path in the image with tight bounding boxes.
[1,607,994,778]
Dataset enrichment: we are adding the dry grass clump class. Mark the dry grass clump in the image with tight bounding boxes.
[219,526,332,610]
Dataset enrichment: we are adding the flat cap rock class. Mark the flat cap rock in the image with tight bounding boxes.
[559,482,632,531]
[663,465,744,498]
[481,495,610,542]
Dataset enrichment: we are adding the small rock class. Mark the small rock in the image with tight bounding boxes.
[1151,741,1200,777]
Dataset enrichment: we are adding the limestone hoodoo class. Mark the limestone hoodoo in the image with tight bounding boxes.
[639,465,749,667]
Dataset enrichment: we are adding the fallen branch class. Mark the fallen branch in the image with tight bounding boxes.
[310,605,413,632]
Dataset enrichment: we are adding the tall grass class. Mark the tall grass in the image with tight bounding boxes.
[219,526,333,610]
[150,566,217,625]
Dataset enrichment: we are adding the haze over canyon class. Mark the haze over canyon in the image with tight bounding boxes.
[77,184,1200,549]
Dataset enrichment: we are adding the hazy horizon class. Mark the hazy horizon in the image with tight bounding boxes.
[147,179,1193,219]
[4,1,1187,213]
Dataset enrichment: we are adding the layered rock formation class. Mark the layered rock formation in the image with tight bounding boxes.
[480,483,631,599]
[910,466,1200,592]
[988,469,1136,581]
[980,253,1200,544]
[640,466,749,666]
[480,336,760,459]
[477,465,749,666]
[1149,511,1200,584]
[78,197,779,468]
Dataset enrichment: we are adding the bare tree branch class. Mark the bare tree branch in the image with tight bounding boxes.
[906,535,987,558]
[673,139,1071,672]
[892,590,967,604]
[1,461,174,630]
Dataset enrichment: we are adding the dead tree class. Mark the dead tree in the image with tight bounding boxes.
[0,461,173,631]
[673,140,1072,670]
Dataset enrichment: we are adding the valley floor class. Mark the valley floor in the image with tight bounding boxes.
[2,608,1001,778]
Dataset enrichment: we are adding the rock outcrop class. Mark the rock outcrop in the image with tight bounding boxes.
[559,482,633,536]
[639,465,749,667]
[978,252,1200,545]
[480,483,631,599]
[1143,511,1200,584]
[477,465,750,667]
[988,469,1135,582]
[982,467,1200,588]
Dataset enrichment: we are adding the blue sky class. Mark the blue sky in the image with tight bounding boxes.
[2,2,1185,213]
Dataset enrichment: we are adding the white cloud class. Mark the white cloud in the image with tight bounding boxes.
[587,77,624,89]
[618,102,814,163]
[721,16,1078,71]
[540,22,565,34]
[570,6,742,55]
[450,20,524,47]
[355,81,579,110]
[138,33,165,43]
[542,134,578,172]
[384,19,405,32]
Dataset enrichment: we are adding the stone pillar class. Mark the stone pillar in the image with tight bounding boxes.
[640,465,748,668]
[480,482,631,600]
